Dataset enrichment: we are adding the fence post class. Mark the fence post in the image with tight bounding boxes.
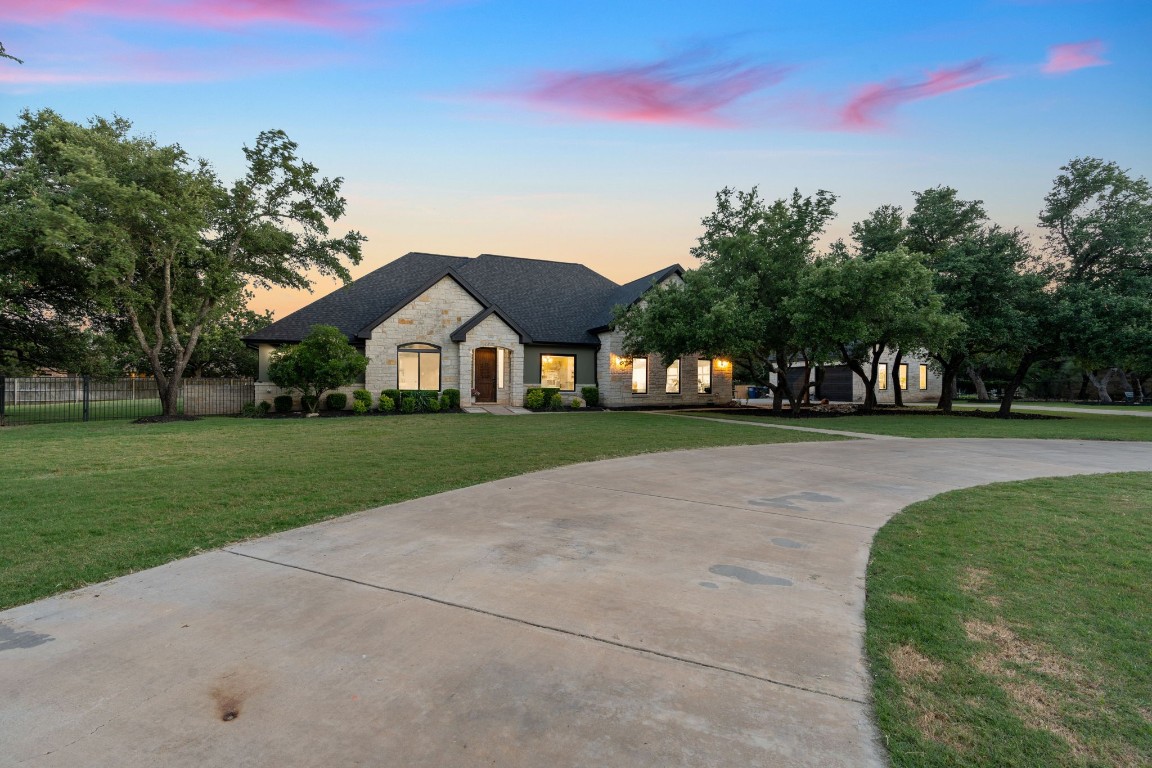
[82,375,90,422]
[0,375,6,425]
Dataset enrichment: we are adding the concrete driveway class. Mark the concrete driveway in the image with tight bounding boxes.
[3,438,1150,767]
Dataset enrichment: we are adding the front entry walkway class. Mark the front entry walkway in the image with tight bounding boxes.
[3,440,1150,767]
[462,404,532,415]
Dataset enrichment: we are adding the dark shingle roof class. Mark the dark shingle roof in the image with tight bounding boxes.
[244,252,683,347]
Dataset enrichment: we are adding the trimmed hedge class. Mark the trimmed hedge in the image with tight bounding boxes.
[352,389,372,407]
[581,386,599,407]
[325,392,348,410]
[441,389,461,410]
[378,393,396,412]
[274,395,294,413]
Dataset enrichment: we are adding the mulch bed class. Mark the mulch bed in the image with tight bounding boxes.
[133,415,203,424]
[696,405,1064,421]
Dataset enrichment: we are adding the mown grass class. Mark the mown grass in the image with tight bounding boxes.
[694,409,1152,440]
[866,473,1152,767]
[0,412,839,610]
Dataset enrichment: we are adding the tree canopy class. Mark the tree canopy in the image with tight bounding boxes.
[268,325,368,413]
[0,109,364,415]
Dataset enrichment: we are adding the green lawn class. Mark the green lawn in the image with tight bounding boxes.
[2,397,167,424]
[0,412,839,610]
[866,473,1152,767]
[689,409,1152,440]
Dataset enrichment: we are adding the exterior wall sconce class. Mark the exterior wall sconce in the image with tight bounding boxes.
[715,359,731,371]
[611,354,630,370]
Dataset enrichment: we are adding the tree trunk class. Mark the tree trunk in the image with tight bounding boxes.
[998,353,1038,418]
[1132,372,1145,403]
[774,353,801,418]
[935,354,963,414]
[1086,368,1116,403]
[770,380,783,414]
[158,374,182,417]
[892,350,905,407]
[967,364,990,400]
[1076,373,1090,400]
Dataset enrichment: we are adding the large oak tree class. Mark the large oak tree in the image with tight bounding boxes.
[0,109,364,416]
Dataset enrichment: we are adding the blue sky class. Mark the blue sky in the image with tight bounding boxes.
[3,0,1149,316]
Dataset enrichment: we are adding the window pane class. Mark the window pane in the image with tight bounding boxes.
[420,351,440,391]
[541,355,575,391]
[878,363,888,390]
[919,364,928,390]
[697,359,711,394]
[497,348,505,389]
[398,352,420,390]
[666,359,680,393]
[899,363,908,390]
[632,357,648,394]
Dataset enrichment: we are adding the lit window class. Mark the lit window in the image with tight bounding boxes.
[666,359,681,394]
[697,359,712,394]
[497,348,505,389]
[877,363,888,391]
[632,357,648,394]
[899,363,909,390]
[540,354,575,391]
[398,343,440,391]
[919,364,928,391]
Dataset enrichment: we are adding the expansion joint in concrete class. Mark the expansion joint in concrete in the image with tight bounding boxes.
[224,549,868,706]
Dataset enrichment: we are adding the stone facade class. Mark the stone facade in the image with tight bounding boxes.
[455,312,523,407]
[854,352,941,404]
[595,328,733,408]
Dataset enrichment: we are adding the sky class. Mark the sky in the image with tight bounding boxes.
[2,0,1150,318]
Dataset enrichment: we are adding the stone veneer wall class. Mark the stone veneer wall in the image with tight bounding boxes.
[456,313,524,406]
[595,328,733,408]
[364,276,486,396]
[853,352,942,404]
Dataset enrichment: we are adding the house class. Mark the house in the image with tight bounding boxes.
[781,352,942,404]
[244,252,733,409]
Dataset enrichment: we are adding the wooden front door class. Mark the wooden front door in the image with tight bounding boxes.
[474,348,497,402]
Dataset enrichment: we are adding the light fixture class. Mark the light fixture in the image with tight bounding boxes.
[716,359,731,370]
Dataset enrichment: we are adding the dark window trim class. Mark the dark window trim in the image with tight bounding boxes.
[697,358,712,394]
[666,358,681,394]
[539,353,577,392]
[398,342,442,391]
[632,355,648,395]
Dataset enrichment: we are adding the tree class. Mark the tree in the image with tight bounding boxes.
[791,247,959,410]
[1040,157,1152,402]
[0,109,364,416]
[0,42,21,64]
[617,186,837,416]
[268,325,367,413]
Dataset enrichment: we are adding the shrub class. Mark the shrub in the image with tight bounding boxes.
[325,392,347,410]
[570,397,584,408]
[267,325,368,414]
[400,395,416,414]
[352,399,369,415]
[239,403,259,418]
[549,393,564,410]
[441,388,461,410]
[541,387,560,404]
[410,390,439,413]
[581,386,599,407]
[256,401,271,416]
[274,395,294,413]
[426,397,441,413]
[382,389,402,405]
[524,388,545,410]
[352,389,372,407]
[378,393,395,412]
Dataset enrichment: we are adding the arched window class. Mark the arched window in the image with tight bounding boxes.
[398,343,441,391]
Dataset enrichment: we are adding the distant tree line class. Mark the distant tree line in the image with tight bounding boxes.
[618,158,1152,417]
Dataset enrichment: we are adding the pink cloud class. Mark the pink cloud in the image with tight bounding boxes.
[839,60,1002,130]
[1042,40,1108,74]
[498,51,787,127]
[0,0,385,30]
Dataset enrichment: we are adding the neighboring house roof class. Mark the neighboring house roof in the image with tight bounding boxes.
[244,251,682,347]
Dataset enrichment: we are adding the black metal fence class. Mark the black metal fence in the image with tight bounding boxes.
[0,376,254,426]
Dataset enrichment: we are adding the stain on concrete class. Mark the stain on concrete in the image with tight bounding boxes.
[0,623,54,652]
[749,491,841,510]
[210,670,263,723]
[771,537,807,549]
[698,581,719,589]
[709,565,792,587]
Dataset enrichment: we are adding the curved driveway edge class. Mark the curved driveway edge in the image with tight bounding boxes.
[3,439,1151,767]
